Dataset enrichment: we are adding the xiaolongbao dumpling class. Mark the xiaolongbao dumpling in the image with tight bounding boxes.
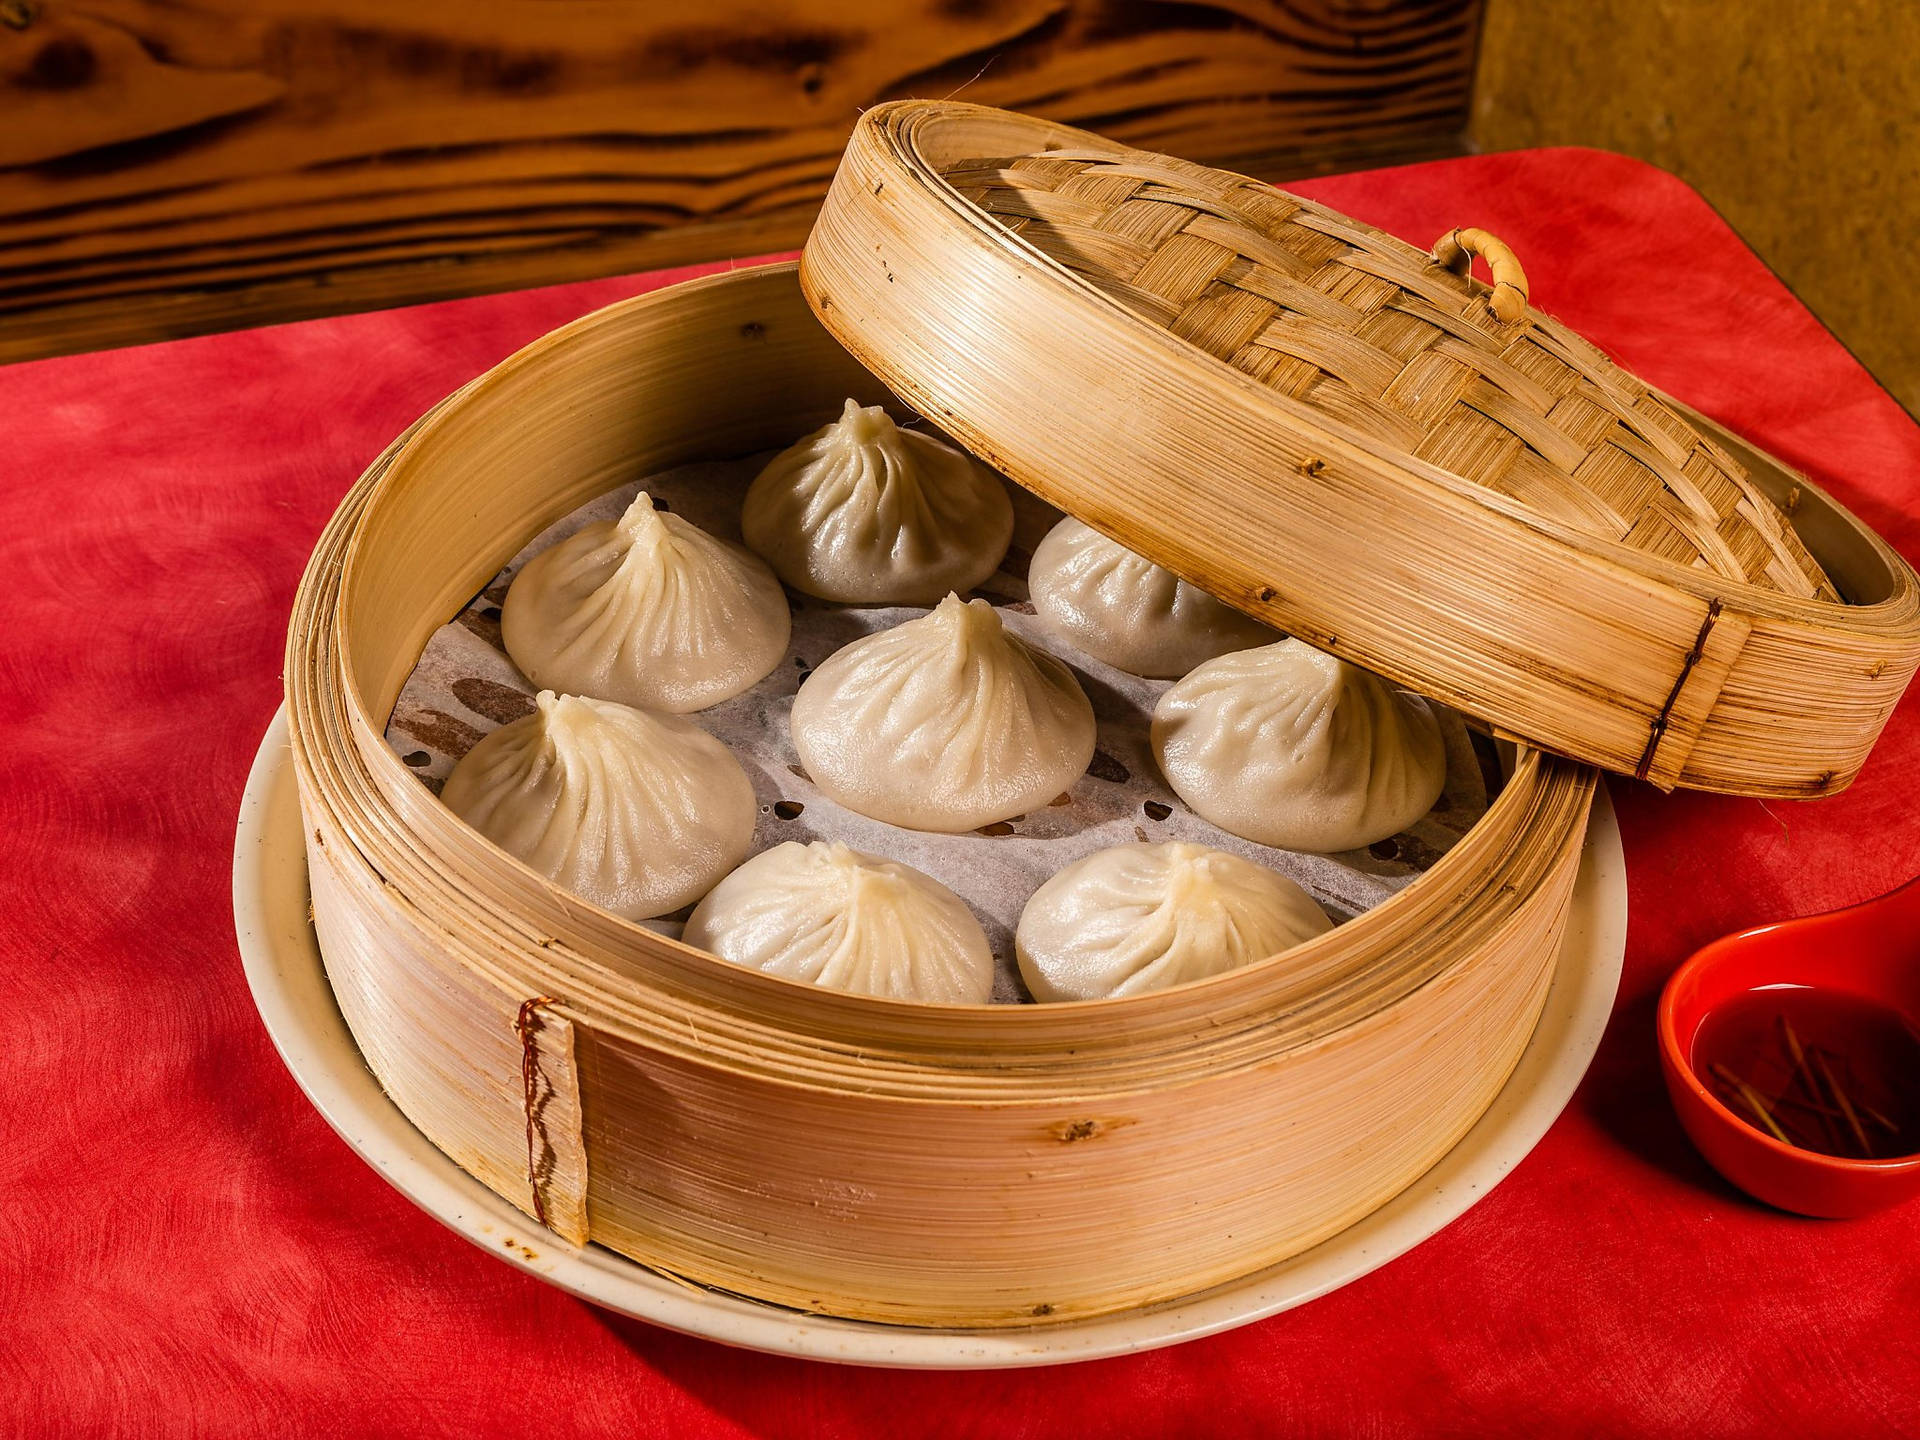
[1151,639,1446,853]
[441,691,755,919]
[1029,517,1278,678]
[501,491,788,713]
[790,594,1095,832]
[684,841,993,1003]
[741,398,1014,604]
[1016,842,1332,1002]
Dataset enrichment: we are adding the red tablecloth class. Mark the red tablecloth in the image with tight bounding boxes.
[5,147,1919,1437]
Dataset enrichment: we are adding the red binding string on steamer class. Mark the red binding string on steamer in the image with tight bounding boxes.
[514,996,560,1226]
[1635,599,1724,782]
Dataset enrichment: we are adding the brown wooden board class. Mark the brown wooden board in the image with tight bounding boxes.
[0,0,1478,362]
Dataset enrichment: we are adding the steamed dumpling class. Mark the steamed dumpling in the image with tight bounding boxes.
[1151,639,1446,853]
[789,594,1095,832]
[441,691,755,919]
[1017,843,1332,1002]
[1030,517,1278,677]
[684,841,993,1003]
[502,491,788,713]
[741,398,1014,604]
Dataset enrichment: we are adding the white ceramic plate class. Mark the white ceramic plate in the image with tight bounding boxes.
[234,707,1626,1368]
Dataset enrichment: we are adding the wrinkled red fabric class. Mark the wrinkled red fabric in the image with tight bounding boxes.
[4,148,1918,1438]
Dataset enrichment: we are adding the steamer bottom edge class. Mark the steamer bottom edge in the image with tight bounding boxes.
[236,707,1628,1363]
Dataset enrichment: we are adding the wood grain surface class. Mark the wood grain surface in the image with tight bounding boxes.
[0,0,1479,361]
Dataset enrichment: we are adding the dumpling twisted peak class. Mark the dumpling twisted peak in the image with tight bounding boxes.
[684,841,993,1003]
[742,398,1014,604]
[1016,842,1333,1002]
[790,594,1096,832]
[1151,639,1446,853]
[440,690,755,919]
[1030,517,1278,677]
[502,491,789,713]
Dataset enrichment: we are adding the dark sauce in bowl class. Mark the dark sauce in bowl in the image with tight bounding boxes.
[1691,985,1920,1160]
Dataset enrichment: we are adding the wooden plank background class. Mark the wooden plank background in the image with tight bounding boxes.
[0,0,1481,362]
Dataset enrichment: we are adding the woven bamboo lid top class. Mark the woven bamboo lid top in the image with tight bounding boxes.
[941,147,1835,602]
[802,102,1920,797]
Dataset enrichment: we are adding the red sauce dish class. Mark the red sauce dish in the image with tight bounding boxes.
[1658,875,1920,1218]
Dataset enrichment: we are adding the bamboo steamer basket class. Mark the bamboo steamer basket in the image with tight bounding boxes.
[284,110,1916,1327]
[803,102,1920,798]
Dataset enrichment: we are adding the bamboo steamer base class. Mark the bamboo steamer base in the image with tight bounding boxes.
[287,261,1601,1327]
[237,716,1628,1363]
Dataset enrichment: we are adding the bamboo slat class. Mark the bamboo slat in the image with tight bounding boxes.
[800,101,1920,796]
[286,262,1602,1326]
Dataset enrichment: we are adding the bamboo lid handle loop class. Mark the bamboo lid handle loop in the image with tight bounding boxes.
[1433,227,1530,323]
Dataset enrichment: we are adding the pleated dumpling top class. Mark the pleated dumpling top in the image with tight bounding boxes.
[685,841,994,1004]
[790,594,1095,832]
[742,398,1013,605]
[502,491,789,714]
[440,691,755,919]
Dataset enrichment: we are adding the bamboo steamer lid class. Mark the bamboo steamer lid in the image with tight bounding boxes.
[802,101,1920,797]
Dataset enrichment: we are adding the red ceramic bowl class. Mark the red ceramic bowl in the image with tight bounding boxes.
[1658,875,1920,1218]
